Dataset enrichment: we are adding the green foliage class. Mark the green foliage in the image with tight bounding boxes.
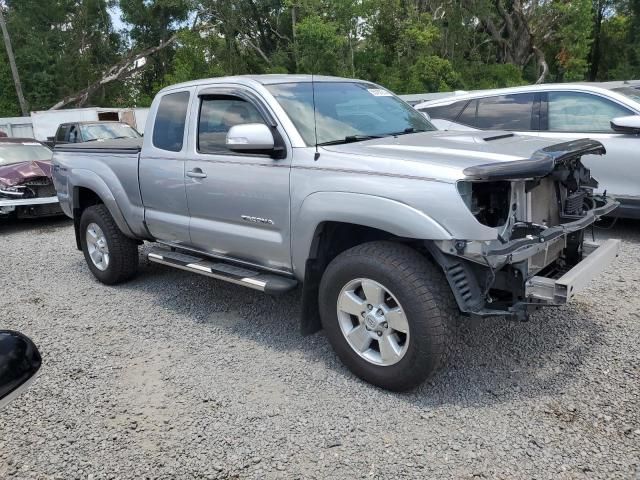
[1,0,640,117]
[458,63,527,90]
[295,15,347,75]
[0,0,120,112]
[544,0,593,81]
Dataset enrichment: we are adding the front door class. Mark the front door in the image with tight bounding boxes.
[184,88,292,272]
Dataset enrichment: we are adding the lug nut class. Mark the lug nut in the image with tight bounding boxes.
[383,322,388,329]
[367,304,373,310]
[376,331,382,336]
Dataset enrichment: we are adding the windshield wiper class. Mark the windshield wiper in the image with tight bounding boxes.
[385,127,428,136]
[317,134,383,146]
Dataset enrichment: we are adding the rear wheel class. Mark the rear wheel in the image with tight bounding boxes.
[79,204,139,284]
[319,241,457,391]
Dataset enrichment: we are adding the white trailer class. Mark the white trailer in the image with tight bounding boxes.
[0,107,150,141]
[0,116,34,138]
[30,107,149,141]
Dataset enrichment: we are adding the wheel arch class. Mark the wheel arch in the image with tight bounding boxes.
[294,192,454,335]
[70,172,135,249]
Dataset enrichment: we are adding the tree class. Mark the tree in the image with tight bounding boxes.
[0,4,27,115]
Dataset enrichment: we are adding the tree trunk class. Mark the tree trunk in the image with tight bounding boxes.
[0,7,28,116]
[533,46,549,84]
[291,4,298,71]
[50,34,178,110]
[588,1,604,81]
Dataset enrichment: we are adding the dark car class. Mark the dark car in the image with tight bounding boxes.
[52,121,141,145]
[0,330,41,410]
[0,138,62,218]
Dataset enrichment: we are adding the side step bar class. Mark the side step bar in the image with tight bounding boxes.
[147,247,298,295]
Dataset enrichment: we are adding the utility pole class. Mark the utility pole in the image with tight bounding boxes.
[0,5,29,116]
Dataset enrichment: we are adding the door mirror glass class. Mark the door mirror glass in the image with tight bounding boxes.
[611,115,640,134]
[0,330,41,410]
[226,123,275,152]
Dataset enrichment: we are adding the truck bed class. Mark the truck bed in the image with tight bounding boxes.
[51,137,147,239]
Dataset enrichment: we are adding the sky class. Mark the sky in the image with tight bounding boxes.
[108,5,126,33]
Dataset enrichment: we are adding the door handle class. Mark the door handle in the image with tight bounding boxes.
[186,168,207,179]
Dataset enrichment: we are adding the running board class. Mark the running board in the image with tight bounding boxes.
[147,247,298,295]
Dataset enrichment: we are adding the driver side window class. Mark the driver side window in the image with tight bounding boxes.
[198,96,265,154]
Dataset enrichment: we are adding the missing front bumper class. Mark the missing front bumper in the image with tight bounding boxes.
[525,239,620,304]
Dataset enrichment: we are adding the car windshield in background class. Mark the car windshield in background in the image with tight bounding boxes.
[80,123,141,142]
[611,87,640,104]
[0,143,52,166]
[266,82,435,146]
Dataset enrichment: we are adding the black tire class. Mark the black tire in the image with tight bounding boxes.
[79,204,139,285]
[319,241,457,391]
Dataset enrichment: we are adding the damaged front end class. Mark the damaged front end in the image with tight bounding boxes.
[0,159,62,219]
[431,139,620,320]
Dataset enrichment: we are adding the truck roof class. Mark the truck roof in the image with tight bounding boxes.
[159,74,368,93]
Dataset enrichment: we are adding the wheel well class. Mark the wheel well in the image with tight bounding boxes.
[309,222,401,266]
[300,222,411,335]
[72,187,104,250]
[76,187,103,211]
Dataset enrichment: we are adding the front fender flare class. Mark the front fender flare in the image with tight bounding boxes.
[291,192,453,277]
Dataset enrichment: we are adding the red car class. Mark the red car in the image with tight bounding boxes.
[0,138,62,218]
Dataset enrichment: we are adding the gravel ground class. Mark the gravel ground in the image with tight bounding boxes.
[0,216,638,479]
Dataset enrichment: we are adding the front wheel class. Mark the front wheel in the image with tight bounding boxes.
[79,204,139,284]
[319,241,457,391]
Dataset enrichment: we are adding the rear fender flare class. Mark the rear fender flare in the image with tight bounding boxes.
[71,169,135,238]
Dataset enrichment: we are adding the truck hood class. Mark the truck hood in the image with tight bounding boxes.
[0,160,53,187]
[322,130,604,181]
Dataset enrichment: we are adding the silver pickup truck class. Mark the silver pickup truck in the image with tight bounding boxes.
[52,75,620,391]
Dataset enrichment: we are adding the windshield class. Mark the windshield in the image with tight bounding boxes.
[80,123,141,142]
[0,142,52,166]
[612,87,640,104]
[266,81,435,145]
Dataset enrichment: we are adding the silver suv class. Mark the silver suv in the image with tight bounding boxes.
[416,83,640,218]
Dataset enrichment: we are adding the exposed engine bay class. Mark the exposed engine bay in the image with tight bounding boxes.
[433,139,620,321]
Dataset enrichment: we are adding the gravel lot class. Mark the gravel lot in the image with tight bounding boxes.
[0,216,638,479]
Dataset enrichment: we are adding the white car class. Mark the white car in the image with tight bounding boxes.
[415,83,640,218]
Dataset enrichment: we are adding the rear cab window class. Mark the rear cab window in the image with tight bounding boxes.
[56,126,69,142]
[152,91,190,152]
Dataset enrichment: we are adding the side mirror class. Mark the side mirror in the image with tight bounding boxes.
[0,330,41,410]
[226,123,275,153]
[611,115,640,134]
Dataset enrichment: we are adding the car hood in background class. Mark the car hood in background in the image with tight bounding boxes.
[0,160,53,188]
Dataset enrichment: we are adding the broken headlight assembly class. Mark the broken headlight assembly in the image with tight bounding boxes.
[457,180,511,228]
[0,185,26,198]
